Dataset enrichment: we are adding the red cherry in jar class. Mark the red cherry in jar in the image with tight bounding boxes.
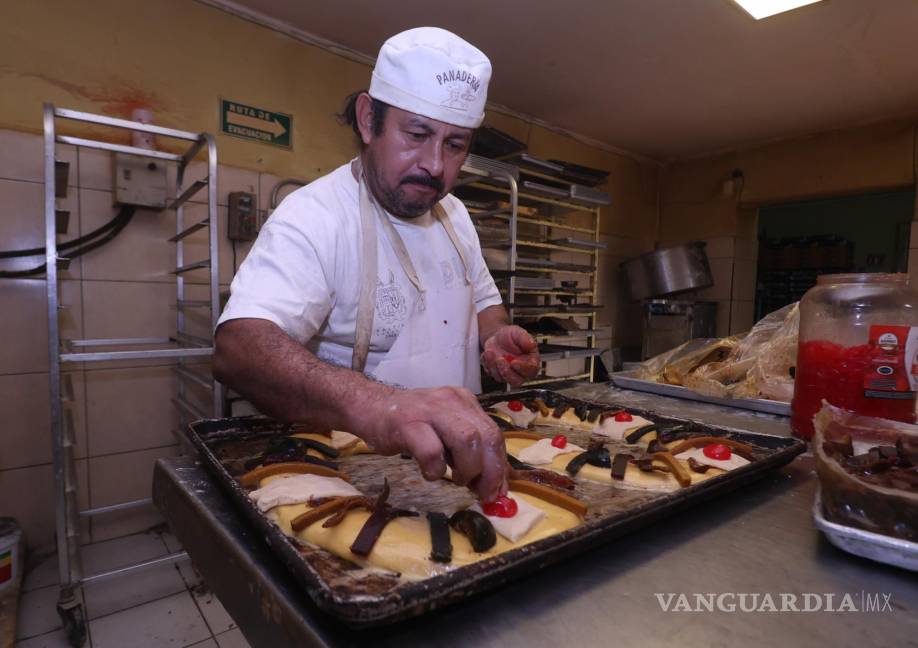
[502,354,515,364]
[482,495,518,518]
[614,412,633,422]
[551,434,568,449]
[703,443,732,461]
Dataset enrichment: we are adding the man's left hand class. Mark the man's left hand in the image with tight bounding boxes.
[481,325,540,387]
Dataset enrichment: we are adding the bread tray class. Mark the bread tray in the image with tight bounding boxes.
[611,371,790,416]
[186,388,805,627]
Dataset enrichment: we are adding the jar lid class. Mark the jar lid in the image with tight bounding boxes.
[816,272,909,286]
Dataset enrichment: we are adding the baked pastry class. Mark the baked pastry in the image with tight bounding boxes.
[241,464,585,581]
[289,428,372,456]
[488,400,538,428]
[489,398,661,444]
[505,435,723,491]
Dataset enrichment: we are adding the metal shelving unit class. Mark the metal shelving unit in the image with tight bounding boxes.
[458,153,611,388]
[457,154,520,323]
[43,104,222,646]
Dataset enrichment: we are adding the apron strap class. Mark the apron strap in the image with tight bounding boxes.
[432,202,473,285]
[351,160,474,372]
[376,204,424,295]
[353,174,378,372]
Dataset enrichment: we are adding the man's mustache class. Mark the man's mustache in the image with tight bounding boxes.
[400,174,443,193]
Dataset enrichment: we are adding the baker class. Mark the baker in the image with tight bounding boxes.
[214,27,540,502]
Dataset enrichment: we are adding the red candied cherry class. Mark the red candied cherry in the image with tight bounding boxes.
[502,354,515,363]
[482,495,518,518]
[551,434,568,449]
[614,412,633,422]
[703,443,732,461]
[507,400,524,412]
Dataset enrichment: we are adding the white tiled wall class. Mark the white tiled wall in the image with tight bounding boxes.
[0,128,291,551]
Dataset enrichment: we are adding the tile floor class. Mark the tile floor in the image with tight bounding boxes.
[15,529,250,648]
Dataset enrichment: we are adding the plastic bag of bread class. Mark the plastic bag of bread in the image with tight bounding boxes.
[633,303,798,402]
[813,402,918,541]
[682,303,798,401]
[633,337,738,384]
[744,303,799,401]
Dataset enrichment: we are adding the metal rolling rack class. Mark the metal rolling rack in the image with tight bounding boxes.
[457,153,609,387]
[456,154,520,315]
[43,104,222,646]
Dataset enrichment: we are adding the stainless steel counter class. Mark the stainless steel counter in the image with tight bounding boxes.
[153,384,917,648]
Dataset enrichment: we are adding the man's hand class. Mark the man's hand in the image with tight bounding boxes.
[481,325,540,387]
[357,386,509,501]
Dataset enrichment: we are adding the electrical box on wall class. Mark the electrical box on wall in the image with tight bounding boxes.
[228,191,258,241]
[112,154,168,209]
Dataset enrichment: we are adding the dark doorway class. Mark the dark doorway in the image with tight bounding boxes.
[756,190,914,319]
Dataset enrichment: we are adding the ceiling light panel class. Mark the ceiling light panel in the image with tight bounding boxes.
[732,0,823,20]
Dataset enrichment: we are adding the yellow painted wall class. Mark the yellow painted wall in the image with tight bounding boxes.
[660,119,917,243]
[527,125,658,243]
[2,0,368,181]
[659,118,918,338]
[0,0,660,238]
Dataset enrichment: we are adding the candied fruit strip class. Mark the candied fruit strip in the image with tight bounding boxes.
[238,461,345,488]
[508,479,588,517]
[668,436,755,460]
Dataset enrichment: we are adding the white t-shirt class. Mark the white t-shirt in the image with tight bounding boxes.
[218,161,503,374]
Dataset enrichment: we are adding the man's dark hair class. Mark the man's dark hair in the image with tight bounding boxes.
[338,91,388,143]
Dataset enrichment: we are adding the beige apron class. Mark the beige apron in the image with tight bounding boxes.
[351,162,482,393]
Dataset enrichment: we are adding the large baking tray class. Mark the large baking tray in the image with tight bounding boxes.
[186,389,804,628]
[538,343,604,361]
[547,237,608,250]
[813,488,918,572]
[611,370,791,416]
[509,303,601,314]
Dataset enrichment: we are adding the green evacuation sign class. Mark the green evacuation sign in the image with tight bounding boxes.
[220,99,291,149]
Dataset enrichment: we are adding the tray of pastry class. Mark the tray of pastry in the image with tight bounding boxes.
[186,389,805,628]
[611,370,792,416]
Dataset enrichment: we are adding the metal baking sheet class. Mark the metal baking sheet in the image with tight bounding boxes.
[547,237,608,250]
[547,159,609,187]
[521,180,570,198]
[539,344,604,361]
[516,256,597,273]
[813,489,918,572]
[569,184,612,206]
[186,388,804,628]
[509,304,600,314]
[506,153,565,174]
[611,371,791,416]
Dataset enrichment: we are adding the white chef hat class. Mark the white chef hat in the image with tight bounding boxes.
[369,27,491,129]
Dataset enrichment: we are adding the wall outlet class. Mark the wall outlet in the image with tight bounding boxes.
[228,191,257,241]
[113,154,167,209]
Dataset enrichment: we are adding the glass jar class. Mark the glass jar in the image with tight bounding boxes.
[791,273,918,439]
